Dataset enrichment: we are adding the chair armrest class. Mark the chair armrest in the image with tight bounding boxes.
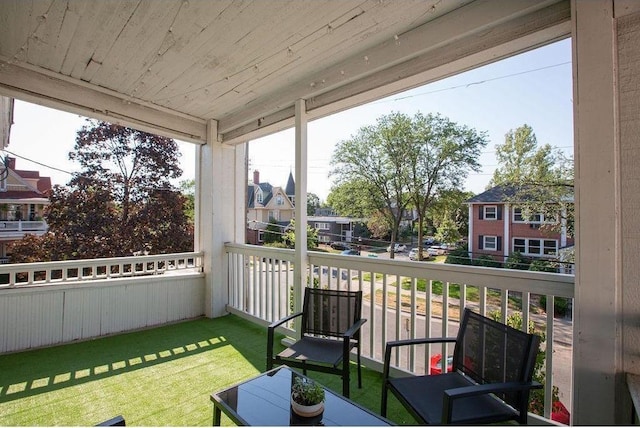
[441,381,543,424]
[343,318,367,339]
[383,337,457,381]
[268,312,303,330]
[267,312,303,369]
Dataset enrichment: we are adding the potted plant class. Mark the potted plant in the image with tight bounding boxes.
[291,376,325,417]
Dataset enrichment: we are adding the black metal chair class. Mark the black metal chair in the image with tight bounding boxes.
[382,308,542,425]
[267,287,366,398]
[96,415,126,426]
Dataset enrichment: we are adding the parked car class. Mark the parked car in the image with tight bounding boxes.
[427,246,442,256]
[341,249,360,256]
[330,241,351,250]
[408,248,428,261]
[386,243,407,253]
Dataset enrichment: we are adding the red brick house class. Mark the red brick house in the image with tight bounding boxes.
[466,185,573,264]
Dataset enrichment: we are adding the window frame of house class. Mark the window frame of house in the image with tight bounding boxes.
[483,235,498,251]
[256,188,264,204]
[314,222,330,230]
[483,205,498,220]
[268,210,279,221]
[258,230,265,243]
[512,207,557,224]
[275,194,284,206]
[512,237,558,256]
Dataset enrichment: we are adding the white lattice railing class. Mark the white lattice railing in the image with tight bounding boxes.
[0,252,203,287]
[225,243,575,424]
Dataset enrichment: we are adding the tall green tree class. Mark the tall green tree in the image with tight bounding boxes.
[405,113,486,259]
[326,179,377,219]
[489,124,573,236]
[331,112,414,258]
[306,192,321,215]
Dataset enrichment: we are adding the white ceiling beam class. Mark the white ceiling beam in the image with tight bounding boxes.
[0,60,207,144]
[220,0,570,144]
[218,0,569,137]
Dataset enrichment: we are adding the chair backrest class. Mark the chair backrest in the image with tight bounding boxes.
[301,288,362,339]
[452,308,541,409]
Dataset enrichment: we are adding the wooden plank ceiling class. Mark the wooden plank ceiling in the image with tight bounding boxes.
[0,0,570,144]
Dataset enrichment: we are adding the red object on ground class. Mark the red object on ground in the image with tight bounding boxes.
[551,400,570,425]
[429,354,453,375]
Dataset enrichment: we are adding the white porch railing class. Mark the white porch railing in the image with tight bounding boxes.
[0,220,48,238]
[225,243,574,424]
[0,252,203,287]
[0,252,205,354]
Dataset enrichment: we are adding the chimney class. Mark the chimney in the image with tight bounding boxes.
[253,170,260,184]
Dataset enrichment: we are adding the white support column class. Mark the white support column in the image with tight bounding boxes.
[467,204,474,259]
[293,99,308,321]
[572,0,621,424]
[197,119,246,318]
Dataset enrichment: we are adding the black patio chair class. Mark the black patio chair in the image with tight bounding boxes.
[382,308,542,425]
[267,287,366,398]
[96,415,126,426]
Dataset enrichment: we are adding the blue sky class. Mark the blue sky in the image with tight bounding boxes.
[6,39,572,201]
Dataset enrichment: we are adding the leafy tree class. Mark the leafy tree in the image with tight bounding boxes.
[179,179,195,223]
[282,220,318,250]
[404,113,486,260]
[489,124,574,237]
[434,215,461,245]
[9,120,193,261]
[263,217,282,244]
[428,189,474,239]
[326,179,378,219]
[306,192,321,215]
[331,112,485,259]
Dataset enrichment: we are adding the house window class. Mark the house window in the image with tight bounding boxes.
[276,195,284,206]
[256,189,264,204]
[513,207,557,224]
[269,211,279,221]
[481,205,501,220]
[314,222,330,230]
[483,236,497,250]
[318,234,330,243]
[512,238,558,256]
[258,230,265,243]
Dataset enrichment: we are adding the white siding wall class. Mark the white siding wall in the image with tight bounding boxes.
[0,273,205,354]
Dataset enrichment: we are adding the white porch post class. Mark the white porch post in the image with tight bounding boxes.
[572,0,640,424]
[293,99,308,322]
[196,119,247,318]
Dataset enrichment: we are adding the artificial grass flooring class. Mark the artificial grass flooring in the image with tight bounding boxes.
[0,314,415,426]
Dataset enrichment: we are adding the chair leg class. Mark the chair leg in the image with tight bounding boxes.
[381,381,388,417]
[343,361,350,398]
[357,344,362,389]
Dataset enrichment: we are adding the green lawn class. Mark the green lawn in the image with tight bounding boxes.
[0,314,415,426]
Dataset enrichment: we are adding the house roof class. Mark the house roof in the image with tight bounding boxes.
[466,184,574,204]
[285,172,295,197]
[0,1,570,146]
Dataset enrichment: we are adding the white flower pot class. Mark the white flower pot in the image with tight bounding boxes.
[291,395,325,418]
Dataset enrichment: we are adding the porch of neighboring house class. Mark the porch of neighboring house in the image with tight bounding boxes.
[0,1,639,425]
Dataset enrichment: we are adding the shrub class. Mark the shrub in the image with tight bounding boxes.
[473,254,501,268]
[529,259,557,273]
[505,252,531,270]
[445,244,472,265]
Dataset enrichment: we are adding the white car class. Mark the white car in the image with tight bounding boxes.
[427,247,442,256]
[386,243,407,253]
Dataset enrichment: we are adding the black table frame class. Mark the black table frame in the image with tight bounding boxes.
[210,365,392,426]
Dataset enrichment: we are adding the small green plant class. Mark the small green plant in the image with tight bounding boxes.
[291,377,325,406]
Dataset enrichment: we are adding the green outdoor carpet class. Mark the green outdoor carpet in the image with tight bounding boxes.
[0,314,415,426]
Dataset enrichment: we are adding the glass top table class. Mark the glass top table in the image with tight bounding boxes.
[210,366,392,426]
